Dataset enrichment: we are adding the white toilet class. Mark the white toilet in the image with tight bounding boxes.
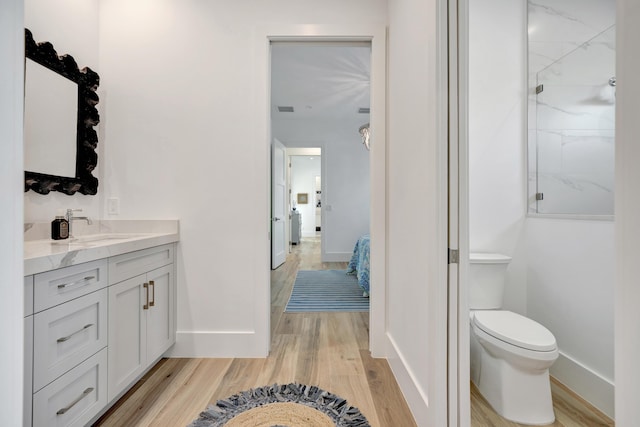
[469,253,559,425]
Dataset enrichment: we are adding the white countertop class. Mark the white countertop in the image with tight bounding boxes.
[24,220,179,276]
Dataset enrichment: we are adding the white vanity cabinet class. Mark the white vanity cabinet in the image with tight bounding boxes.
[107,244,175,402]
[23,239,177,427]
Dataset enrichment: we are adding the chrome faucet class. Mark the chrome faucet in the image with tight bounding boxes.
[66,208,93,239]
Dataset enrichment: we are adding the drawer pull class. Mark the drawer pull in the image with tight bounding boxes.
[57,324,94,343]
[149,280,155,307]
[143,283,149,310]
[57,276,96,290]
[56,387,94,415]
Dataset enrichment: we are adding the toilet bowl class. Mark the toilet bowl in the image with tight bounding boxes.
[469,253,559,425]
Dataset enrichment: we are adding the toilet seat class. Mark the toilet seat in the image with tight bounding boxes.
[473,310,556,352]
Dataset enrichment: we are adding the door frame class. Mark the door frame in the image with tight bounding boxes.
[271,138,287,269]
[448,0,470,425]
[256,24,387,357]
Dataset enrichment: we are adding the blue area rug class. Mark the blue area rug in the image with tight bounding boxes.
[285,270,369,312]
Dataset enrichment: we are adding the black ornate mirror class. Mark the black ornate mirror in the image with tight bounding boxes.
[24,28,100,195]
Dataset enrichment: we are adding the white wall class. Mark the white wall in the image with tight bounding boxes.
[98,0,387,357]
[0,0,25,424]
[615,0,640,424]
[290,156,321,237]
[386,0,448,424]
[24,0,102,223]
[274,118,370,260]
[469,0,528,314]
[527,218,614,415]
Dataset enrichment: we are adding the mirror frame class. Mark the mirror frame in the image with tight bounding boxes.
[24,28,100,195]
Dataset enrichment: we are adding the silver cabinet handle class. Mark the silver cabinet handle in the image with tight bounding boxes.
[58,276,96,289]
[57,324,94,343]
[56,387,94,415]
[149,280,155,307]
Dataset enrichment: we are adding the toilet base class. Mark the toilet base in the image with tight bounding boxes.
[474,345,555,425]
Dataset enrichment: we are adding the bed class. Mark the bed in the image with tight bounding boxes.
[347,234,370,296]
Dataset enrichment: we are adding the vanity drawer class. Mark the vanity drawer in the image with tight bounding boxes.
[33,288,107,392]
[34,259,107,313]
[33,348,107,427]
[109,243,174,285]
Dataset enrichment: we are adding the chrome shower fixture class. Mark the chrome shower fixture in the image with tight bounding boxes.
[358,123,370,151]
[609,77,616,87]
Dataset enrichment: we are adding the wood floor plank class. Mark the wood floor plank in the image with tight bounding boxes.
[139,358,234,426]
[361,349,418,427]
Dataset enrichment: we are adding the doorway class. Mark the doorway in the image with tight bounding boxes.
[289,153,322,256]
[263,29,386,358]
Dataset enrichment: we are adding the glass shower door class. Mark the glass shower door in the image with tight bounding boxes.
[533,26,616,215]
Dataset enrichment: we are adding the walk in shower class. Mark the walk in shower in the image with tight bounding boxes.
[528,0,616,216]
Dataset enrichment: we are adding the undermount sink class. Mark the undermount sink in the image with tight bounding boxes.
[51,233,149,246]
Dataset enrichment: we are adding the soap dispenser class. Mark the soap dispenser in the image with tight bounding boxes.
[51,210,69,240]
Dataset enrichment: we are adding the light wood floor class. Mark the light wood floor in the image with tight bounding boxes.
[94,235,613,426]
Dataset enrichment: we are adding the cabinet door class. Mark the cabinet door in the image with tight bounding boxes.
[146,264,174,363]
[108,275,147,402]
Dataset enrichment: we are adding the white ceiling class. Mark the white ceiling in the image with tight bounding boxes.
[270,42,371,121]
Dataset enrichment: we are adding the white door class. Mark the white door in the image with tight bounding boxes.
[271,139,287,269]
[146,265,174,362]
[449,0,469,425]
[108,275,147,401]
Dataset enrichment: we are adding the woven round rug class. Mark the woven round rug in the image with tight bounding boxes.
[188,383,370,427]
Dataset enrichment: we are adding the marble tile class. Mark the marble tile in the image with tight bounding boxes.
[536,173,614,215]
[537,85,615,130]
[535,130,614,215]
[528,0,615,45]
[538,28,615,85]
[527,0,615,216]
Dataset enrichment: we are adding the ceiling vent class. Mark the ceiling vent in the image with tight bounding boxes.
[277,106,295,113]
[358,107,370,114]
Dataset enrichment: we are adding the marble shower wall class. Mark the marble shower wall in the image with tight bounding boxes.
[528,0,616,215]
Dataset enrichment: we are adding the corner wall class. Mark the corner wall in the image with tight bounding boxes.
[469,0,528,313]
[527,218,614,416]
[386,0,448,424]
[0,0,25,424]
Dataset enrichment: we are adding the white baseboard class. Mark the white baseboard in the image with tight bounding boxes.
[322,251,352,262]
[550,351,614,419]
[166,330,268,358]
[386,333,429,426]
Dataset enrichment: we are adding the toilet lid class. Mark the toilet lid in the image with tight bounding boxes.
[473,311,557,352]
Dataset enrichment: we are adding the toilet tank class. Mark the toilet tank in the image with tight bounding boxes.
[469,253,512,309]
